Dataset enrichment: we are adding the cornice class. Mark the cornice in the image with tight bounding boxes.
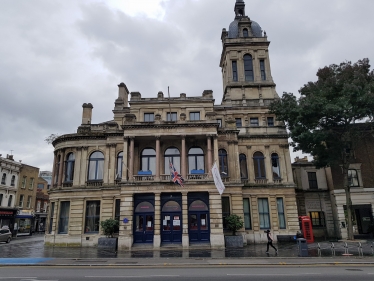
[121,122,219,130]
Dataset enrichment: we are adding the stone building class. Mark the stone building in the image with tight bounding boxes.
[46,0,299,249]
[292,157,336,239]
[16,163,39,236]
[35,176,50,232]
[0,154,22,231]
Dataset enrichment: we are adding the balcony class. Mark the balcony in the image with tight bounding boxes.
[86,180,104,187]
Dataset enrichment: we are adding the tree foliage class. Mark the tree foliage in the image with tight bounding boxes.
[44,134,59,145]
[100,218,119,238]
[225,214,244,236]
[270,58,374,239]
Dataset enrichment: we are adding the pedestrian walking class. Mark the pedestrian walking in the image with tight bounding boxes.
[265,229,277,253]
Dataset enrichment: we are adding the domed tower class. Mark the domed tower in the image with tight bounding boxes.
[220,0,278,105]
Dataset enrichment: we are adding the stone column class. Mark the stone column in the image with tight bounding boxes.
[213,135,219,168]
[265,51,272,82]
[129,137,134,181]
[73,147,81,186]
[264,145,272,183]
[181,135,186,178]
[182,192,189,248]
[57,149,65,187]
[51,153,57,187]
[122,137,129,182]
[109,144,116,184]
[246,146,254,183]
[207,135,212,178]
[155,136,160,181]
[103,144,110,184]
[153,193,161,248]
[253,50,260,82]
[283,145,293,184]
[233,140,240,182]
[80,147,88,186]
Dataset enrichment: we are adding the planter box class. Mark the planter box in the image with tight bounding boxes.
[224,235,243,248]
[98,237,118,251]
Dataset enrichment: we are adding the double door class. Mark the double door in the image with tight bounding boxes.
[188,212,209,242]
[133,214,154,243]
[161,213,182,243]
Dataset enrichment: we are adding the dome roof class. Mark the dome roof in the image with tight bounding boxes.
[228,19,263,38]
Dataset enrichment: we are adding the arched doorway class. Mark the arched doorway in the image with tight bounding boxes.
[188,199,210,242]
[133,201,154,243]
[161,200,182,243]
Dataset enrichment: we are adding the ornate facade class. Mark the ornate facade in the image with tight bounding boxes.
[46,0,299,249]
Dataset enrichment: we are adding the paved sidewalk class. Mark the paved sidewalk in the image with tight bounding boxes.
[0,234,373,267]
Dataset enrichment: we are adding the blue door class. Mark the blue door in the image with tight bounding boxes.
[161,200,182,243]
[188,200,210,243]
[133,201,154,243]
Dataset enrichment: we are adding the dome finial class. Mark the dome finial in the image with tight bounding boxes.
[234,0,245,17]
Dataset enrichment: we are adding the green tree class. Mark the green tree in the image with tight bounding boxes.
[100,218,119,238]
[225,214,244,236]
[270,58,374,240]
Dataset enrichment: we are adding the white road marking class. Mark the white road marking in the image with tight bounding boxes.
[228,273,322,276]
[85,275,179,278]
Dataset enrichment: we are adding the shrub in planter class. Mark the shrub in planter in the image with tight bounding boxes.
[98,219,119,250]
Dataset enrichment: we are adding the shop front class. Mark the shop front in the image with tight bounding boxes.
[16,210,34,236]
[0,207,18,236]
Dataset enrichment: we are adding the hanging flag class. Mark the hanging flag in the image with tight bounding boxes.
[212,162,225,195]
[169,159,185,187]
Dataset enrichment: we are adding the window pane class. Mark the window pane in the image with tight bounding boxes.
[58,201,70,234]
[277,198,286,229]
[250,118,259,126]
[308,172,318,189]
[85,201,100,233]
[243,198,251,229]
[258,198,270,229]
[97,160,104,179]
[232,61,238,81]
[239,154,248,179]
[267,117,274,127]
[235,118,242,128]
[271,153,281,179]
[260,59,266,80]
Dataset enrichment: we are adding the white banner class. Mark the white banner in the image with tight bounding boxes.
[212,162,225,195]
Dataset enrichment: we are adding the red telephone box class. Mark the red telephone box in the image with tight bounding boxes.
[298,216,314,243]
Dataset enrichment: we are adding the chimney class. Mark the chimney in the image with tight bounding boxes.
[82,103,93,124]
[6,154,14,161]
[118,83,129,107]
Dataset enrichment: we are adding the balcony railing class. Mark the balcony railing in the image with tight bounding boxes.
[62,182,73,187]
[86,180,104,187]
[273,178,282,184]
[133,175,154,181]
[187,173,209,180]
[254,178,268,184]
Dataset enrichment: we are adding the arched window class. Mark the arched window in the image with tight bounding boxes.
[1,173,6,185]
[188,147,204,173]
[239,154,248,179]
[135,201,155,213]
[243,28,248,37]
[64,153,75,182]
[116,152,123,179]
[253,151,266,179]
[141,148,156,174]
[164,147,180,174]
[244,54,254,81]
[162,200,181,212]
[88,151,104,180]
[11,175,15,186]
[189,200,208,211]
[219,149,228,177]
[55,155,60,184]
[271,153,281,179]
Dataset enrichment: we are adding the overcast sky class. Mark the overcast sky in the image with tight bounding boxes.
[1,0,373,171]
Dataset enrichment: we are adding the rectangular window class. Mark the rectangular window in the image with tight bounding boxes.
[49,202,55,234]
[37,201,41,212]
[0,193,3,206]
[19,195,24,208]
[277,198,286,229]
[37,183,44,190]
[217,119,222,128]
[27,196,32,208]
[114,199,120,233]
[250,117,259,126]
[58,201,70,234]
[189,112,200,121]
[232,61,238,82]
[235,118,242,128]
[29,178,34,190]
[260,59,266,80]
[308,172,318,189]
[222,197,230,230]
[167,112,177,121]
[22,177,26,189]
[85,200,100,233]
[309,211,325,227]
[144,113,154,122]
[267,117,274,127]
[8,195,13,207]
[348,169,359,187]
[243,198,252,229]
[258,198,270,229]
